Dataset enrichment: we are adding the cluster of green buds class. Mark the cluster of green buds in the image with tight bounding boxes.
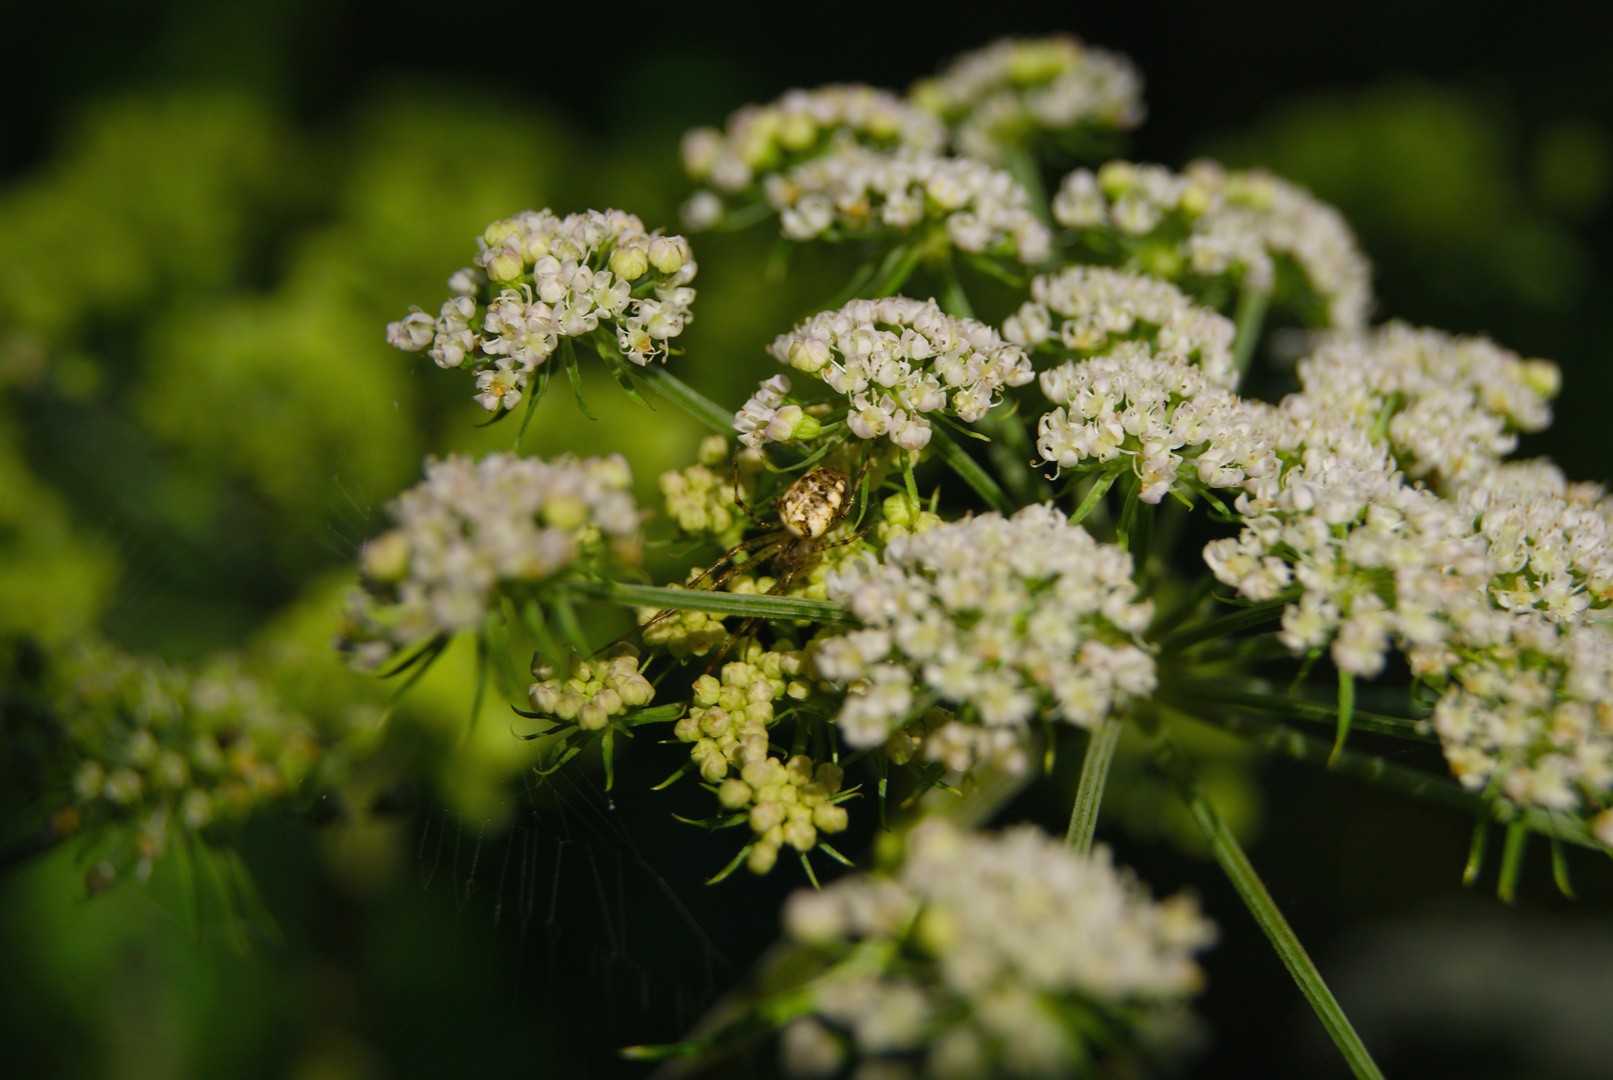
[528,647,654,731]
[55,641,321,888]
[669,643,850,873]
[658,435,756,546]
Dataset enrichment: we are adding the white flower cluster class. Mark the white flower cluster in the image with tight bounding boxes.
[816,505,1155,751]
[385,208,697,411]
[528,648,655,731]
[764,146,1052,263]
[1005,265,1237,386]
[1054,160,1372,330]
[1294,323,1559,490]
[681,85,947,198]
[757,297,1033,453]
[910,35,1146,161]
[669,642,850,874]
[1035,343,1254,504]
[780,818,1214,1078]
[1433,619,1613,822]
[339,453,638,669]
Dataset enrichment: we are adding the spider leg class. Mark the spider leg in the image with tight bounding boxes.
[731,448,771,527]
[594,540,788,657]
[702,562,802,674]
[683,529,785,592]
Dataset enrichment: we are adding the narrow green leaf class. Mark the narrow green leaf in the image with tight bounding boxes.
[1070,471,1117,526]
[602,730,616,791]
[798,851,822,889]
[706,844,754,885]
[561,337,598,420]
[651,760,693,791]
[1329,670,1355,767]
[1158,599,1289,654]
[1498,820,1528,903]
[1066,715,1123,854]
[514,360,551,449]
[817,842,855,868]
[929,425,1014,515]
[1231,284,1271,386]
[1463,815,1488,887]
[1550,835,1576,899]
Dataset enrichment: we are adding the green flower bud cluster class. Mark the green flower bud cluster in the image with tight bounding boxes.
[528,647,654,731]
[53,641,320,888]
[874,492,943,547]
[669,643,847,873]
[658,435,755,546]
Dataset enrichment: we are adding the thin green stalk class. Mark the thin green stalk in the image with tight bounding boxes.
[872,244,925,298]
[1142,717,1384,1080]
[1066,715,1124,853]
[566,579,850,624]
[1158,598,1289,653]
[1001,146,1052,229]
[637,365,736,435]
[928,425,1015,515]
[1231,284,1271,386]
[1159,677,1434,742]
[1187,705,1610,852]
[976,409,1047,504]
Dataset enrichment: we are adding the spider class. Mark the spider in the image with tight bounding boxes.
[628,454,871,665]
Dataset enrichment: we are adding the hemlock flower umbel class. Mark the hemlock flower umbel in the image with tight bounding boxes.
[910,35,1146,162]
[385,208,697,411]
[763,146,1053,263]
[743,296,1033,452]
[778,818,1214,1079]
[338,452,639,670]
[1054,159,1373,329]
[815,504,1156,756]
[681,84,947,200]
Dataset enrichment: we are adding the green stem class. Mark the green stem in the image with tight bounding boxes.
[872,244,925,298]
[1187,706,1610,851]
[638,365,736,435]
[566,579,850,624]
[928,425,1015,515]
[1066,715,1123,854]
[976,409,1047,505]
[1158,598,1289,654]
[1001,146,1053,229]
[1231,284,1271,386]
[1142,717,1385,1080]
[1159,677,1434,742]
[1498,820,1528,903]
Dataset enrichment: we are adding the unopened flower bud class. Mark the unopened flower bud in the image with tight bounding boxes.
[648,235,691,275]
[361,531,411,584]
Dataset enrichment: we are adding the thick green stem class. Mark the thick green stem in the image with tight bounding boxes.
[638,365,736,435]
[1231,284,1271,386]
[1143,717,1385,1080]
[1066,715,1123,853]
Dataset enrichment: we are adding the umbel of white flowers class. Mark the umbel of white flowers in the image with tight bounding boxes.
[779,818,1214,1078]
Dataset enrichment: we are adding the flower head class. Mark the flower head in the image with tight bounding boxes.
[779,818,1213,1078]
[816,505,1155,751]
[338,453,639,668]
[764,146,1052,263]
[385,209,697,411]
[1054,159,1373,330]
[911,36,1146,162]
[749,297,1032,453]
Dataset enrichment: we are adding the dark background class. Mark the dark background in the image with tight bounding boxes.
[3,2,1613,1078]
